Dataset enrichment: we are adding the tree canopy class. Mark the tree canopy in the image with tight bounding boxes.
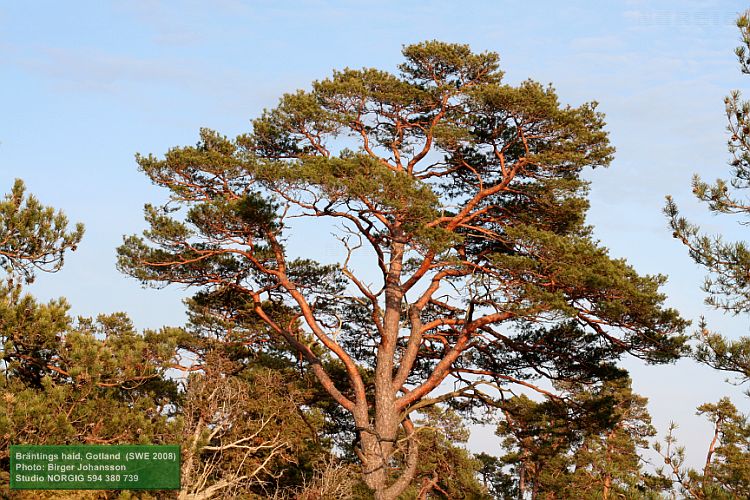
[118,40,688,499]
[0,179,83,283]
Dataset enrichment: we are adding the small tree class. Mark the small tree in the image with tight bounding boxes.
[119,41,687,498]
[655,398,750,499]
[564,378,659,499]
[495,377,658,499]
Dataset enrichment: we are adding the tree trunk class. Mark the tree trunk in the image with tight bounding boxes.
[311,234,419,500]
[603,428,616,500]
[518,464,526,500]
[358,240,420,499]
[359,420,419,500]
[703,416,722,487]
[178,416,204,500]
[603,474,611,500]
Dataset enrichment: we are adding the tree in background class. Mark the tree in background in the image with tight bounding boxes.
[496,393,574,498]
[403,406,490,499]
[495,377,661,499]
[655,398,750,499]
[119,41,687,498]
[0,310,182,475]
[0,179,83,283]
[174,294,342,500]
[0,181,185,499]
[562,378,663,499]
[0,180,338,500]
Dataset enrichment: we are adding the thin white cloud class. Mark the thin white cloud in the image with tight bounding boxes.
[16,47,198,91]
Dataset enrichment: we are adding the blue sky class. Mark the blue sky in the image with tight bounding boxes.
[2,0,750,468]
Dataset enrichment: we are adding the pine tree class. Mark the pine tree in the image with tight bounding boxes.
[495,378,662,499]
[403,407,491,499]
[564,378,661,499]
[655,398,750,499]
[666,11,750,379]
[663,12,750,498]
[119,41,687,499]
[0,181,181,499]
[0,179,83,283]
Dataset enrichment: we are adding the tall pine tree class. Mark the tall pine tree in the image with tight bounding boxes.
[119,41,687,498]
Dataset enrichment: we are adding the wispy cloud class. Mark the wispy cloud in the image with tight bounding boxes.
[15,47,200,91]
